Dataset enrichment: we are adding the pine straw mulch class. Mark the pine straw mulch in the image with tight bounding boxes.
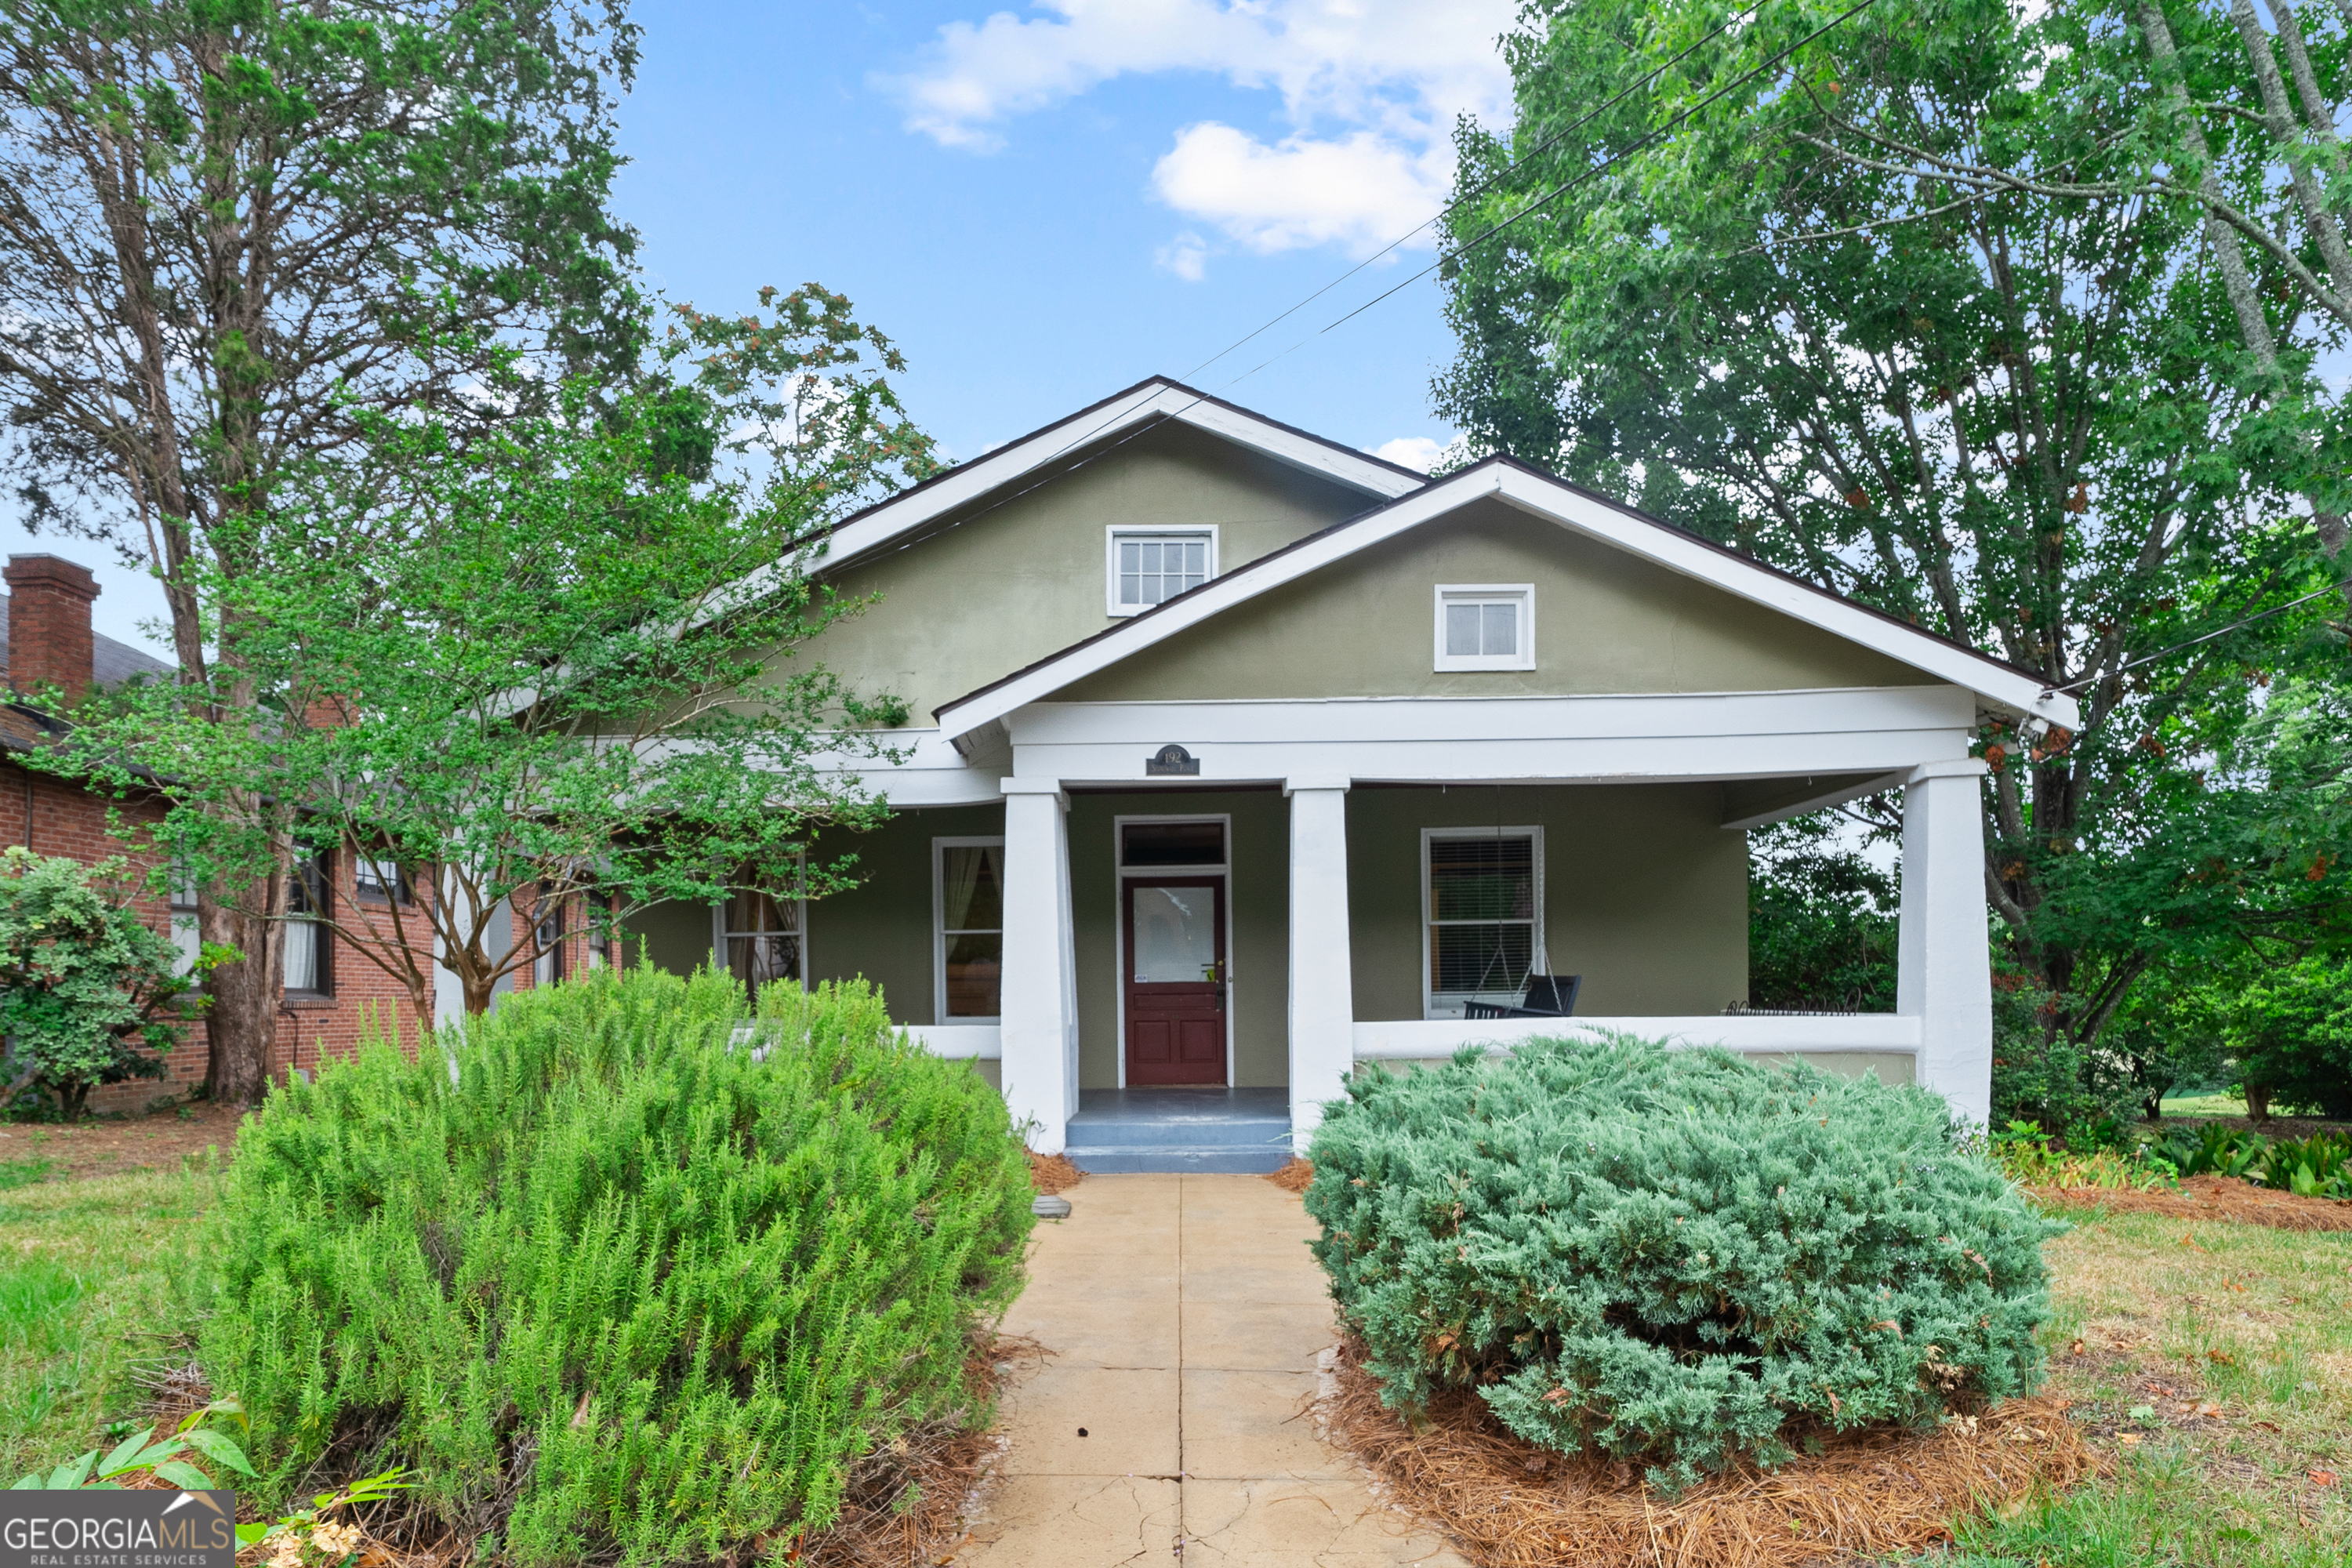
[1318,1338,2103,1568]
[2029,1173,2352,1232]
[125,1338,1047,1568]
[1026,1151,1083,1195]
[1264,1156,1315,1193]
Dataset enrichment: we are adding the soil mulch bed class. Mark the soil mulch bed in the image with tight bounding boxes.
[1265,1156,1314,1193]
[128,1337,1037,1568]
[1320,1339,2102,1568]
[1027,1152,1083,1196]
[0,1100,244,1182]
[2031,1174,2352,1232]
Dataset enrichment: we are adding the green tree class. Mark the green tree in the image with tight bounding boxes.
[1438,0,2352,1059]
[1747,811,1898,1012]
[38,288,938,1020]
[0,846,210,1118]
[0,0,642,1100]
[2217,953,2352,1119]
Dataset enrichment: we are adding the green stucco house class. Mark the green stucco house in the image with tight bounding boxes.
[625,378,2079,1165]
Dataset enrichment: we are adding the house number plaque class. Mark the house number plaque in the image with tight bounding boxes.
[1145,743,1200,776]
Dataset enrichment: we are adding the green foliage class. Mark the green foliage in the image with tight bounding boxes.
[0,848,208,1119]
[2151,1123,2352,1198]
[10,1398,255,1491]
[1987,1122,2172,1190]
[2214,954,2352,1119]
[1436,0,2352,1050]
[1988,973,2143,1145]
[1303,1036,2061,1492]
[199,965,1033,1566]
[38,297,938,1019]
[1745,813,1896,1012]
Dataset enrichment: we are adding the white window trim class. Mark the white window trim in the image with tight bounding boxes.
[1420,825,1544,1021]
[932,835,1006,1025]
[1105,524,1219,618]
[1432,583,1536,672]
[1110,812,1236,1090]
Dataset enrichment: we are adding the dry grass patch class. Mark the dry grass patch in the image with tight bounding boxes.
[1025,1152,1082,1196]
[1264,1156,1313,1193]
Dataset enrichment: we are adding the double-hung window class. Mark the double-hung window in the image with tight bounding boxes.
[1433,584,1534,670]
[1108,528,1215,615]
[1423,827,1543,1018]
[721,872,802,1000]
[935,838,1004,1022]
[283,853,331,996]
[532,893,567,989]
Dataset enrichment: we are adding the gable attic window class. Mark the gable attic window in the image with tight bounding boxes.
[1434,585,1534,671]
[1107,527,1216,615]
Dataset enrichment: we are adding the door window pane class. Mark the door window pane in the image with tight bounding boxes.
[938,842,1004,1018]
[1131,885,1218,983]
[1120,820,1225,866]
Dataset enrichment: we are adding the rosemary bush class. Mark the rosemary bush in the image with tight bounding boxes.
[1305,1036,2060,1490]
[200,967,1031,1565]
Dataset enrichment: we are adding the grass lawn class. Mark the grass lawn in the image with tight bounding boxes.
[2156,1092,2252,1118]
[0,1163,215,1484]
[1927,1207,2352,1567]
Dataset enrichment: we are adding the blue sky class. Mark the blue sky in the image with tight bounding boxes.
[5,0,1519,654]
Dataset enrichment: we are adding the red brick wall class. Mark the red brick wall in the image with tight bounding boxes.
[5,755,439,1112]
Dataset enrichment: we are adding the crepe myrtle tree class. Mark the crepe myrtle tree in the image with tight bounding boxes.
[0,0,644,1100]
[1436,0,2352,1054]
[32,288,941,1020]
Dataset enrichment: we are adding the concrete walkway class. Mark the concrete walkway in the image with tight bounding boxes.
[957,1174,1467,1567]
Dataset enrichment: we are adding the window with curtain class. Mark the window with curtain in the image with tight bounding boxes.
[169,873,201,985]
[282,853,330,995]
[1425,830,1540,1017]
[936,839,1004,1020]
[723,877,800,1000]
[533,896,566,989]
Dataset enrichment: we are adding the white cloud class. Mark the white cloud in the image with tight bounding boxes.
[1152,124,1448,258]
[882,0,1515,256]
[1156,229,1208,280]
[1370,434,1447,473]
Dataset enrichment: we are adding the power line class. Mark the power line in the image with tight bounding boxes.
[1171,3,1768,389]
[851,0,1886,569]
[2039,579,2350,702]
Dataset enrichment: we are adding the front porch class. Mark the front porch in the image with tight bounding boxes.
[894,751,1994,1156]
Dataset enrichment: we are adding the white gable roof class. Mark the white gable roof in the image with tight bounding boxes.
[933,456,2081,740]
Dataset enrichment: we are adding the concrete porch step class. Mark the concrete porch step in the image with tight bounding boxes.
[1062,1144,1294,1174]
[1062,1087,1293,1174]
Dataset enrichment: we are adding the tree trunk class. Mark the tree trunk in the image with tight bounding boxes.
[2243,1081,2272,1123]
[198,860,285,1105]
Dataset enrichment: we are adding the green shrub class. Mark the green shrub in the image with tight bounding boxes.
[199,966,1032,1566]
[2216,956,2352,1120]
[1304,1036,2063,1491]
[0,847,205,1118]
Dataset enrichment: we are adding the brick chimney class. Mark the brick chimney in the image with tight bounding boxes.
[4,554,101,701]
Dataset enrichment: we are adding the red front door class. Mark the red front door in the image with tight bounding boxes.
[1123,877,1227,1086]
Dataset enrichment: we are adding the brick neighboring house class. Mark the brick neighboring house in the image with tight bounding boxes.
[2,553,600,1112]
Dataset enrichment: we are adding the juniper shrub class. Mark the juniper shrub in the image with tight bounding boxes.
[1304,1036,2060,1491]
[199,966,1033,1565]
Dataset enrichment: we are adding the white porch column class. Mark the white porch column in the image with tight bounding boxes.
[1286,775,1355,1145]
[1000,779,1079,1153]
[1896,757,1993,1127]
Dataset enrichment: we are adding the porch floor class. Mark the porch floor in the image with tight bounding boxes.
[1065,1088,1291,1174]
